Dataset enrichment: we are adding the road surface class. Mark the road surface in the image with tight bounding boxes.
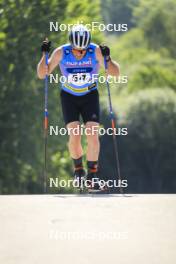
[0,194,176,264]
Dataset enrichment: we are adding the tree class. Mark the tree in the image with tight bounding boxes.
[101,0,138,34]
[134,0,176,57]
[100,88,176,193]
[0,0,102,193]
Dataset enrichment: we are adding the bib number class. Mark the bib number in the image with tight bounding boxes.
[68,73,91,86]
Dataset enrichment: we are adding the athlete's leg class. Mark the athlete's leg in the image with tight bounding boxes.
[85,121,100,161]
[67,121,83,159]
[67,121,85,182]
[81,91,101,190]
[60,90,85,181]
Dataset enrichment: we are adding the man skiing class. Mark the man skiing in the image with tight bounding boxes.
[37,24,120,191]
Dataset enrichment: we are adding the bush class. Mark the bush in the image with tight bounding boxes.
[99,88,176,193]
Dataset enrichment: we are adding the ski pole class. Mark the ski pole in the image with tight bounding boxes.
[103,57,123,194]
[44,51,49,193]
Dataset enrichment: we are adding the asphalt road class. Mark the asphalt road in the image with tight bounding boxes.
[0,194,176,264]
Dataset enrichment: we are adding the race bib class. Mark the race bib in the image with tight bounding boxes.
[68,73,91,86]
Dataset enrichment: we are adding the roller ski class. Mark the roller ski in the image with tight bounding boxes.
[86,171,109,194]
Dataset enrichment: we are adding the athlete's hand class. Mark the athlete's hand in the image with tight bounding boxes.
[99,45,111,62]
[41,39,51,53]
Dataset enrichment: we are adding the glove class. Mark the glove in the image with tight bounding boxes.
[41,39,51,53]
[99,45,111,62]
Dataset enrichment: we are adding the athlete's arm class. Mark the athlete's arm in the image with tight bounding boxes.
[96,46,120,77]
[37,46,62,79]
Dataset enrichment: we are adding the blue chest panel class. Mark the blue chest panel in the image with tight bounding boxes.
[59,43,100,96]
